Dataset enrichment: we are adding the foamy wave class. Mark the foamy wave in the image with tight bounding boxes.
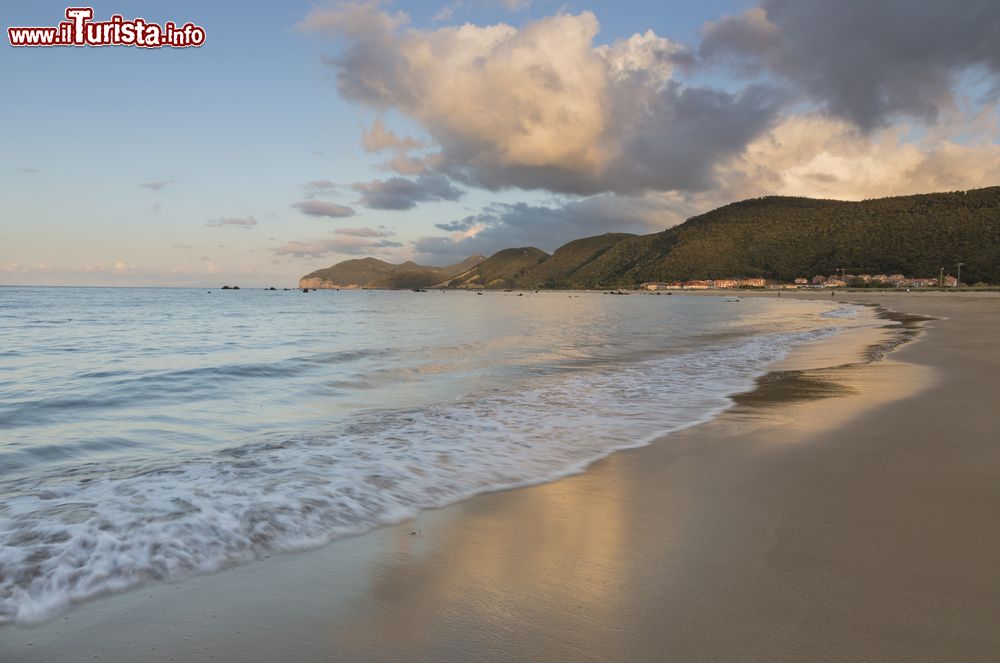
[0,327,844,625]
[821,306,861,318]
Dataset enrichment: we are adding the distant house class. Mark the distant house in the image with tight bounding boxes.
[711,278,738,289]
[642,282,683,291]
[825,278,847,287]
[682,280,711,289]
[812,275,827,285]
[738,277,766,288]
[794,278,809,285]
[943,275,958,287]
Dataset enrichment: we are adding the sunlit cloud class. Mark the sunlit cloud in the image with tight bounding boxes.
[334,226,395,237]
[361,118,423,153]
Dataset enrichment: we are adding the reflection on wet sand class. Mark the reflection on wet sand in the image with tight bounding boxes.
[329,337,933,661]
[334,455,650,658]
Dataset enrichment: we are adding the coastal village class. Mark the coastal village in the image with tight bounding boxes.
[641,273,961,290]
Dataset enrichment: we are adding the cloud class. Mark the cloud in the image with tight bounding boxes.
[292,0,1000,255]
[17,167,39,174]
[715,111,1000,201]
[273,236,404,258]
[271,228,399,258]
[292,200,357,217]
[140,180,171,191]
[300,4,764,197]
[380,153,435,175]
[1,257,285,287]
[350,173,462,210]
[413,195,665,262]
[700,0,1000,130]
[206,216,259,228]
[361,118,423,153]
[2,260,138,275]
[411,105,1000,263]
[334,226,395,237]
[432,2,461,22]
[304,179,339,197]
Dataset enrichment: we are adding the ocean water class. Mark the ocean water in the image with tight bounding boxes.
[0,287,877,624]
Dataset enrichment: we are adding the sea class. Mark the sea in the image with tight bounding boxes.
[0,286,879,625]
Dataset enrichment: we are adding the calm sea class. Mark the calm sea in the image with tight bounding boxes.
[0,287,875,624]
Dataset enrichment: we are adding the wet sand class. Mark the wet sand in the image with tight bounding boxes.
[2,292,999,662]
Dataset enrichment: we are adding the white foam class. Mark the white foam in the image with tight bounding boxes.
[0,318,866,625]
[821,306,861,318]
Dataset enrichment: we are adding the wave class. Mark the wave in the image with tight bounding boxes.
[0,326,844,625]
[0,348,390,429]
[820,306,861,318]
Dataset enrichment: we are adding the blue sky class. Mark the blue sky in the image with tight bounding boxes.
[3,0,998,286]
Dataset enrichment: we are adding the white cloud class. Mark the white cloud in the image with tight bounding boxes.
[716,111,1000,201]
[361,118,423,153]
[301,4,757,197]
[294,2,1000,256]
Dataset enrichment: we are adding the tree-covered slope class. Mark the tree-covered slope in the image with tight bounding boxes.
[299,187,1000,289]
[516,233,636,288]
[446,247,550,288]
[299,255,485,289]
[570,188,1000,286]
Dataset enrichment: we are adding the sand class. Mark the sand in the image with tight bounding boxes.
[2,291,999,662]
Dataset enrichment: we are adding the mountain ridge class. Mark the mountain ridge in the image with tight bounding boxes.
[299,255,486,289]
[299,187,1000,289]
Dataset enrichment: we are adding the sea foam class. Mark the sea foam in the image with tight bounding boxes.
[0,324,861,625]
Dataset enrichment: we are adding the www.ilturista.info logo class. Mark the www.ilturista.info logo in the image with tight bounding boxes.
[8,7,205,48]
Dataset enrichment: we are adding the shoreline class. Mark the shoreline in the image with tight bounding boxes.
[3,293,999,661]
[0,298,884,628]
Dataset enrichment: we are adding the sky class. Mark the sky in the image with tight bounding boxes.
[2,0,1000,287]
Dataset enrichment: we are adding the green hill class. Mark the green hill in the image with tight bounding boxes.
[298,187,1000,289]
[299,255,485,289]
[573,188,1000,286]
[516,233,636,289]
[446,247,550,288]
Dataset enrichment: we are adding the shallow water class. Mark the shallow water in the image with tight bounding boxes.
[0,287,876,624]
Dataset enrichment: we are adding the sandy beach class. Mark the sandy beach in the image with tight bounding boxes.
[2,291,999,662]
